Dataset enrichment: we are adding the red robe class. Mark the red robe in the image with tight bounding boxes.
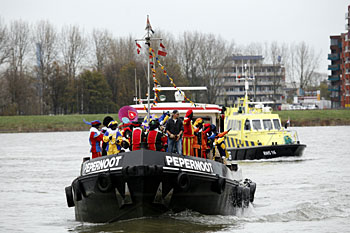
[183,110,194,156]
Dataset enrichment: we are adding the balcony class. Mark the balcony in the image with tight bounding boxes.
[328,53,340,60]
[346,24,350,31]
[328,75,340,81]
[328,86,340,92]
[328,64,340,71]
[346,12,350,19]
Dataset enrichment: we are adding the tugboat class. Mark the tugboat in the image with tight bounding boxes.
[224,65,306,160]
[65,150,256,223]
[65,16,256,223]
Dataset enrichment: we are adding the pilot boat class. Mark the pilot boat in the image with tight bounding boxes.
[224,67,306,160]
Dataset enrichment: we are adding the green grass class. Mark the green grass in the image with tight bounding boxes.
[276,109,350,126]
[0,109,349,133]
[0,114,119,133]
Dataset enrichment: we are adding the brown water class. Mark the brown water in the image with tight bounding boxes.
[0,126,349,233]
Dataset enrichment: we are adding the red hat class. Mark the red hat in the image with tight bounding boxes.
[185,109,193,118]
[203,123,211,134]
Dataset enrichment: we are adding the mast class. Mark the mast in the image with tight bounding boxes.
[136,15,162,125]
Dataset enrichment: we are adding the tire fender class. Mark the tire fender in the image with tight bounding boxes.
[97,173,113,193]
[176,172,190,191]
[65,186,75,207]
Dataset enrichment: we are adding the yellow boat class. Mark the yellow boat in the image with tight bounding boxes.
[224,69,306,160]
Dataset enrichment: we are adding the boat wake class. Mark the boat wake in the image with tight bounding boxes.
[238,156,315,164]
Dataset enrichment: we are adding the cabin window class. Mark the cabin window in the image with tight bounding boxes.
[273,119,281,130]
[263,119,273,130]
[244,120,251,131]
[252,120,262,130]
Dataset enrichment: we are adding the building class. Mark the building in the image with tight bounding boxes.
[328,5,350,108]
[328,35,342,108]
[217,55,285,107]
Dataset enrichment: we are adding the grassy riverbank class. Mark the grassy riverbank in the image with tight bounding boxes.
[278,109,350,126]
[0,109,349,133]
[0,114,119,133]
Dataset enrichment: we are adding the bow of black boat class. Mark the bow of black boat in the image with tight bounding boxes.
[65,149,256,223]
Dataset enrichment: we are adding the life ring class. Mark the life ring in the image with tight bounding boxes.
[97,173,113,193]
[177,173,190,191]
[65,186,75,207]
[214,176,226,194]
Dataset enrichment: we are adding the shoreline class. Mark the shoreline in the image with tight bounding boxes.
[0,109,349,133]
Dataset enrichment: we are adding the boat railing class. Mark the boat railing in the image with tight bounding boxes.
[282,128,300,144]
[264,128,300,145]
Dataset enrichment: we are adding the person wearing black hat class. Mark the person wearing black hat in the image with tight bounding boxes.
[165,110,183,154]
[146,119,167,151]
[101,116,114,156]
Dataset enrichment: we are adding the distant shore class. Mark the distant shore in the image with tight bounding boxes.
[0,109,350,133]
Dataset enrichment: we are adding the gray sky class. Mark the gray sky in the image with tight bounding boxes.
[0,0,349,74]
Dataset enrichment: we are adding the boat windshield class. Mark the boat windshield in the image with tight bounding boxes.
[252,120,262,130]
[263,119,273,130]
[273,119,281,130]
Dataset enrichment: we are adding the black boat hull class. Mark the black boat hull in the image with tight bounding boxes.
[66,150,255,223]
[228,144,306,160]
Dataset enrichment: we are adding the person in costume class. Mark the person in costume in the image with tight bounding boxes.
[103,120,123,155]
[182,109,195,156]
[213,129,231,163]
[84,119,104,159]
[193,118,208,158]
[203,123,213,159]
[130,121,145,151]
[101,116,114,156]
[146,119,168,151]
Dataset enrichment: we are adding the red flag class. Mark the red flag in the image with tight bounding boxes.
[158,50,167,57]
[158,42,167,56]
[136,43,141,48]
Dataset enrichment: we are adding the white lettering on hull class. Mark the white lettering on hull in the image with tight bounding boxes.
[165,155,214,173]
[84,156,122,174]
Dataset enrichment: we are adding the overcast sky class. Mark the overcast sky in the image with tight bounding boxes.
[0,0,349,74]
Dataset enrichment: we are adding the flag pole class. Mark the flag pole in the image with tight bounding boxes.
[135,15,162,125]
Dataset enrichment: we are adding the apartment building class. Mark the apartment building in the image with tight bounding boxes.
[328,5,350,108]
[217,55,285,107]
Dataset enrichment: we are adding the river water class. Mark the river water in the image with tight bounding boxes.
[0,126,349,233]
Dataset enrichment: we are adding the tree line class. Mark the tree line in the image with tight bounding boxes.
[0,18,323,116]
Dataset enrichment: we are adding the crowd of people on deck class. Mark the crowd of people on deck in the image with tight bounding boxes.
[86,109,230,162]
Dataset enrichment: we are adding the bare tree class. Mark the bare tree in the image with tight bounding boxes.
[91,28,112,72]
[5,20,33,114]
[60,25,87,113]
[265,41,289,107]
[290,41,321,90]
[197,33,234,104]
[33,20,58,114]
[0,18,9,67]
[178,31,201,88]
[60,25,87,79]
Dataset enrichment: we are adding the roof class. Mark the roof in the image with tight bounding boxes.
[229,55,264,61]
[130,102,222,115]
